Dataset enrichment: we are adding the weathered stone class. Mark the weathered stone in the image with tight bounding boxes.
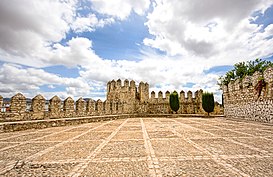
[49,96,61,118]
[223,68,273,123]
[86,99,95,115]
[76,97,85,116]
[10,93,26,114]
[31,94,45,119]
[97,99,103,115]
[63,97,74,117]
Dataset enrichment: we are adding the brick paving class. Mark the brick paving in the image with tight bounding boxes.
[0,117,273,176]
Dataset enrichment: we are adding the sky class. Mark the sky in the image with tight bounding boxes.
[0,0,273,102]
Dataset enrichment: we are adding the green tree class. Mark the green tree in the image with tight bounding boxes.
[169,91,179,113]
[218,58,273,87]
[202,92,215,116]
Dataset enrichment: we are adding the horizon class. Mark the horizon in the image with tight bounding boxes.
[0,0,273,103]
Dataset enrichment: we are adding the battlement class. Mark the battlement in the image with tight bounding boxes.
[222,67,273,123]
[149,90,203,103]
[0,80,209,122]
[106,79,149,103]
[107,79,137,92]
[223,67,273,102]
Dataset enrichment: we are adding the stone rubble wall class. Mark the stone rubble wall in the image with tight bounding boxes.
[222,67,273,123]
[0,79,221,122]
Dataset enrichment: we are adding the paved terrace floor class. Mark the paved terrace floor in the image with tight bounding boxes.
[0,117,273,176]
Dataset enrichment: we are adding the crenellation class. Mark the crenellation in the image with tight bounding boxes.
[49,95,62,118]
[158,91,163,103]
[116,79,122,88]
[124,79,129,87]
[10,93,26,114]
[104,100,110,114]
[97,99,103,115]
[180,90,185,103]
[63,97,74,117]
[86,99,95,115]
[187,91,192,102]
[110,80,116,91]
[31,94,45,119]
[165,91,170,101]
[76,97,85,116]
[150,91,156,103]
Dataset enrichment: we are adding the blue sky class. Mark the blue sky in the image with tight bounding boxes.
[0,0,273,102]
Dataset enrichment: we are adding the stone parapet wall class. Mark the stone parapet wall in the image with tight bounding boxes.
[0,114,224,133]
[223,67,273,123]
[0,79,222,122]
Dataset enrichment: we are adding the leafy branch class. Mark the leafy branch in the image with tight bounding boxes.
[218,58,273,87]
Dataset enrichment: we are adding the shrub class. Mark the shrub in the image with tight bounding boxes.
[202,92,214,116]
[169,91,179,113]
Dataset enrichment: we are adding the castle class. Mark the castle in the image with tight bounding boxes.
[106,79,204,114]
[0,79,204,121]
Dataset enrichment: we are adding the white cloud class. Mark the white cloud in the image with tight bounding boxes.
[144,0,273,61]
[0,0,77,67]
[0,63,90,99]
[90,0,150,20]
[71,14,114,33]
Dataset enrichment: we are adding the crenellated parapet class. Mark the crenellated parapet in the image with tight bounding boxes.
[223,67,273,123]
[1,80,210,122]
[147,89,204,114]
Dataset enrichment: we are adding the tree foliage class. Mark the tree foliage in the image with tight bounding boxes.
[202,92,214,116]
[218,58,273,86]
[169,91,179,113]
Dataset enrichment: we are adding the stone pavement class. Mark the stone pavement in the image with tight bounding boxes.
[0,117,273,176]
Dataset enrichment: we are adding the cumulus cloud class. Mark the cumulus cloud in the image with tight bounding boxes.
[0,63,90,99]
[0,0,77,67]
[144,0,273,61]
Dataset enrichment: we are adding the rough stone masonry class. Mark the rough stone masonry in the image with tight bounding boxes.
[222,67,273,123]
[0,79,207,121]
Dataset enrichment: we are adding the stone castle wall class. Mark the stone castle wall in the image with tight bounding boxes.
[0,79,208,121]
[222,67,273,123]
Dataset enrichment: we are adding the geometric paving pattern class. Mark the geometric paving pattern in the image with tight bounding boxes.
[0,117,273,176]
